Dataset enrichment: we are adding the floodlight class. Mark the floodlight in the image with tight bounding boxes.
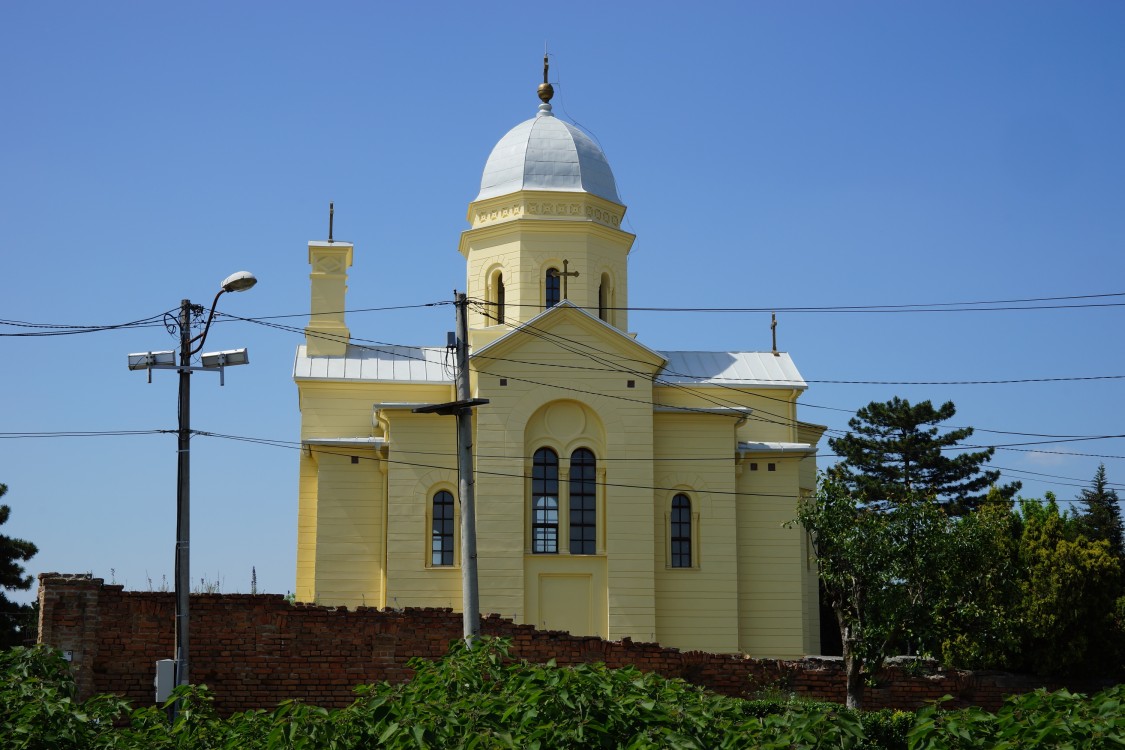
[128,350,176,370]
[200,348,250,368]
[220,271,257,293]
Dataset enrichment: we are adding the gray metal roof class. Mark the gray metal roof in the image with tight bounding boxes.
[656,351,807,389]
[738,441,816,455]
[294,344,804,390]
[293,344,454,383]
[476,104,620,203]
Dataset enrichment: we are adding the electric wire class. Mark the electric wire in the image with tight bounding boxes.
[478,290,1125,314]
[0,430,171,439]
[0,310,177,337]
[241,302,1125,448]
[194,430,806,500]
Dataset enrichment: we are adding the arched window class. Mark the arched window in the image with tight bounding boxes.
[569,448,597,554]
[431,490,455,566]
[598,274,610,322]
[671,494,692,568]
[545,268,561,308]
[495,273,505,324]
[532,448,559,553]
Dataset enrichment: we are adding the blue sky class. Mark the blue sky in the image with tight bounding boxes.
[3,1,1124,604]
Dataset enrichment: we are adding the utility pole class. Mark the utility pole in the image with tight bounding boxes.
[413,291,488,646]
[454,292,480,644]
[175,299,193,690]
[128,271,256,718]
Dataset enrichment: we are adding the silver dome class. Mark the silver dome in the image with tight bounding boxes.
[476,103,620,204]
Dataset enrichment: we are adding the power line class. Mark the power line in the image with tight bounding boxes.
[252,303,1125,446]
[0,310,176,337]
[475,290,1125,314]
[989,464,1125,491]
[215,300,453,323]
[195,430,807,500]
[192,288,1125,327]
[0,430,171,439]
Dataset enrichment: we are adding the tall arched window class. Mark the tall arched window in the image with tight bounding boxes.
[532,448,559,553]
[545,268,561,308]
[671,493,692,568]
[495,273,505,324]
[431,490,455,566]
[569,448,597,555]
[598,273,610,322]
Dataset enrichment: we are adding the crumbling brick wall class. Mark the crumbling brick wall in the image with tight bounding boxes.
[37,573,1110,715]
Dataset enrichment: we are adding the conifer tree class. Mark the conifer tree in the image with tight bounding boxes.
[0,483,38,649]
[828,397,1020,512]
[1077,464,1124,558]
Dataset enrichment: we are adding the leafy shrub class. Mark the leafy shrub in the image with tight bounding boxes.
[858,709,912,750]
[9,639,1120,749]
[909,685,1125,749]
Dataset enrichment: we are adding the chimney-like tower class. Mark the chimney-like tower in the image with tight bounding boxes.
[305,239,353,356]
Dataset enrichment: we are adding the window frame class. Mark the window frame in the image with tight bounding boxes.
[531,447,560,553]
[545,267,561,308]
[568,448,597,555]
[427,488,459,568]
[670,493,692,568]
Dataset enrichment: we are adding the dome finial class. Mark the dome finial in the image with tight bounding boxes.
[537,48,554,104]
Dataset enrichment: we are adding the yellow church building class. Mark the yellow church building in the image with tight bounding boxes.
[294,71,823,658]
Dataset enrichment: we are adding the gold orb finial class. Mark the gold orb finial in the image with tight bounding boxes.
[537,52,554,104]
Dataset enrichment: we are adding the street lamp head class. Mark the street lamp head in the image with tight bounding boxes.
[220,271,257,293]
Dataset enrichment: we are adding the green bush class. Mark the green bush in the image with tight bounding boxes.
[5,639,1120,749]
[909,685,1125,749]
[858,709,912,750]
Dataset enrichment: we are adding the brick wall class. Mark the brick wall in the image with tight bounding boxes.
[37,573,1110,715]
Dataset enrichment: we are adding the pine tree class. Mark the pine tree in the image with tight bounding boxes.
[1077,464,1124,558]
[0,483,39,649]
[828,397,1020,512]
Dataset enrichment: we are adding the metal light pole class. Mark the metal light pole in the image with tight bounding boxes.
[174,298,193,692]
[128,271,256,714]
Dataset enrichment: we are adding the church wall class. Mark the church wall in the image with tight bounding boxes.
[736,456,810,658]
[471,316,659,641]
[467,398,526,620]
[593,373,657,642]
[311,448,383,607]
[383,412,460,610]
[652,413,740,653]
[295,452,318,601]
[297,382,453,440]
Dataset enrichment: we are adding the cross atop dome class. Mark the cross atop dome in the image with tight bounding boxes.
[473,58,621,204]
[538,52,554,105]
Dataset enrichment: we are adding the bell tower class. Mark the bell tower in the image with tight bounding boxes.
[459,58,634,347]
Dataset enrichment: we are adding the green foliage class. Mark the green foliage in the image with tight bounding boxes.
[827,397,1019,511]
[1076,463,1124,557]
[0,640,875,749]
[0,646,133,749]
[793,477,954,709]
[908,685,1125,749]
[1016,497,1123,676]
[934,492,1023,669]
[859,709,913,750]
[0,483,39,650]
[10,639,1123,749]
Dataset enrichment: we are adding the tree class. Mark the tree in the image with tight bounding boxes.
[1076,464,1124,558]
[933,489,1024,669]
[1016,496,1123,676]
[793,477,950,710]
[0,483,38,649]
[828,397,1020,511]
